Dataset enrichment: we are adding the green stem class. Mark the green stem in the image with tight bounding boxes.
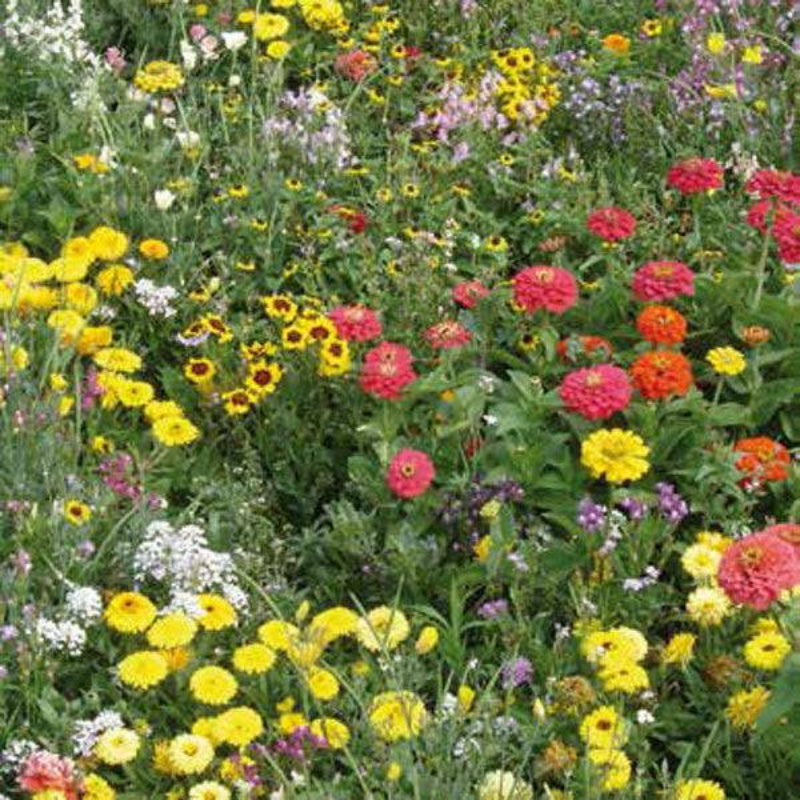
[752,228,771,310]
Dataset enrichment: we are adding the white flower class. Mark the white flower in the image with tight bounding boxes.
[64,586,102,624]
[636,709,655,725]
[180,40,198,70]
[154,189,176,211]
[176,130,200,149]
[221,31,248,51]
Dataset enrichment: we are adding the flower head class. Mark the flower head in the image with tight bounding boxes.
[581,429,650,483]
[666,158,723,194]
[512,266,577,314]
[585,207,636,242]
[706,347,746,376]
[631,261,694,302]
[629,351,693,400]
[358,341,417,400]
[559,364,632,420]
[385,449,434,498]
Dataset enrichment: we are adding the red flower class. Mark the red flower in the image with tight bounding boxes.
[666,157,723,194]
[556,335,613,362]
[358,341,417,400]
[717,531,800,611]
[772,207,800,263]
[559,364,632,420]
[18,753,80,800]
[452,280,489,309]
[733,437,790,488]
[329,305,382,342]
[385,449,434,498]
[327,205,368,234]
[512,266,578,314]
[334,49,377,82]
[424,320,471,350]
[745,169,800,205]
[629,351,693,400]
[635,304,687,345]
[631,261,694,302]
[585,207,637,242]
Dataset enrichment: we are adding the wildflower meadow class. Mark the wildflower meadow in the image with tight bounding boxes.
[1,0,800,798]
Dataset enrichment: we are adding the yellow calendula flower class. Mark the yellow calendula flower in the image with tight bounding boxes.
[232,643,276,674]
[675,779,726,800]
[151,415,200,446]
[743,631,790,671]
[355,606,410,651]
[88,226,129,261]
[304,666,340,700]
[706,346,746,376]
[105,592,157,633]
[662,632,696,667]
[168,734,214,775]
[686,587,731,627]
[95,728,141,765]
[252,12,289,40]
[215,706,264,747]
[580,429,650,483]
[138,238,170,260]
[579,705,628,749]
[117,650,169,690]
[726,686,770,730]
[189,666,238,705]
[147,613,198,649]
[587,749,631,791]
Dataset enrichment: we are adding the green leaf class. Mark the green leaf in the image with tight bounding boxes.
[755,653,800,734]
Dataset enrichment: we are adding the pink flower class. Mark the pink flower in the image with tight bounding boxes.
[558,364,632,420]
[18,752,80,800]
[424,320,471,350]
[334,50,377,82]
[631,261,694,302]
[772,207,800,263]
[329,305,382,342]
[189,24,207,42]
[585,207,636,242]
[512,266,577,314]
[745,169,800,205]
[358,342,417,400]
[717,531,800,611]
[385,449,434,498]
[452,280,489,309]
[763,523,800,554]
[104,47,127,74]
[665,157,723,194]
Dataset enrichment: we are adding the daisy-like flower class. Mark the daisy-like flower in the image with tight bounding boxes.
[706,346,746,376]
[580,429,650,483]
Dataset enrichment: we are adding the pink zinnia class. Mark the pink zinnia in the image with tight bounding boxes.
[18,752,80,800]
[763,523,800,555]
[385,449,435,498]
[666,157,723,194]
[358,341,417,400]
[452,280,489,309]
[631,261,694,302]
[717,531,800,611]
[328,305,382,342]
[424,320,471,350]
[558,364,632,420]
[585,207,636,242]
[512,265,578,314]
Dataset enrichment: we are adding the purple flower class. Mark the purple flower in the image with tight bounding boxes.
[577,498,606,532]
[477,599,508,619]
[656,482,688,525]
[618,497,648,521]
[501,657,533,690]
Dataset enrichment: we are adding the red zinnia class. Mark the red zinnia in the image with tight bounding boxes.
[452,280,489,309]
[424,320,471,350]
[512,265,578,314]
[358,341,417,400]
[717,531,800,611]
[629,351,693,400]
[744,169,800,206]
[556,335,613,362]
[733,436,791,488]
[558,364,632,420]
[385,449,434,498]
[329,305,382,342]
[772,207,800,263]
[666,157,723,194]
[631,261,694,302]
[635,304,687,345]
[585,207,637,242]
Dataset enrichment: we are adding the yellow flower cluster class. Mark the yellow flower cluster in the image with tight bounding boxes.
[133,61,185,93]
[490,47,561,126]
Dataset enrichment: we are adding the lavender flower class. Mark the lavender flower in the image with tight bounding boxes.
[477,599,508,619]
[656,482,688,525]
[501,657,533,689]
[577,497,606,532]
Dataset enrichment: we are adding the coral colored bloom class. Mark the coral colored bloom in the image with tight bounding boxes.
[424,320,471,350]
[559,364,632,420]
[585,207,636,242]
[18,752,80,800]
[512,266,577,314]
[385,449,435,498]
[666,158,723,194]
[733,437,790,487]
[556,335,613,362]
[328,305,382,342]
[763,524,800,554]
[452,280,489,309]
[629,351,693,400]
[631,261,694,302]
[334,50,377,81]
[358,342,417,400]
[635,305,687,345]
[717,531,800,610]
